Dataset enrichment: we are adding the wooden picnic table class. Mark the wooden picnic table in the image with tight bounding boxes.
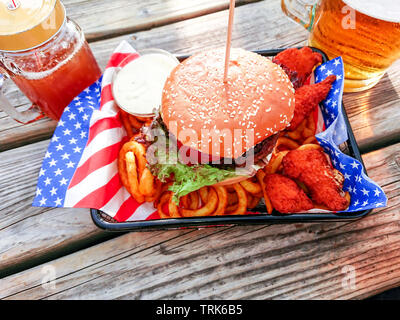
[0,0,399,300]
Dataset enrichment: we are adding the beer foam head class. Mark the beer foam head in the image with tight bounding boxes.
[343,0,400,23]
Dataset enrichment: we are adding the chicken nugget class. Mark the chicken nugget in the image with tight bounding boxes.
[273,47,323,89]
[264,173,313,213]
[282,149,350,211]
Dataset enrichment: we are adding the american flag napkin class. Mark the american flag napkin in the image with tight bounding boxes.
[33,41,387,221]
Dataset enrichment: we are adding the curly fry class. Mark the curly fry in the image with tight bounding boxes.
[145,179,162,203]
[227,190,238,205]
[180,194,190,208]
[297,143,322,151]
[125,151,145,203]
[129,114,144,130]
[168,197,181,218]
[154,182,172,208]
[302,135,318,145]
[287,118,307,141]
[136,116,154,123]
[225,183,248,215]
[157,192,172,219]
[199,187,209,204]
[256,170,273,214]
[119,140,159,204]
[181,191,200,210]
[302,114,316,138]
[139,168,156,196]
[120,110,134,138]
[213,186,228,215]
[181,188,218,217]
[275,137,300,152]
[265,151,289,174]
[247,193,261,209]
[188,191,200,210]
[240,179,262,195]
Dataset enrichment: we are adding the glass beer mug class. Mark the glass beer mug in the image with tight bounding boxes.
[0,0,101,123]
[281,0,400,92]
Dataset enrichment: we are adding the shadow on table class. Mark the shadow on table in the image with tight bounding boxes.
[367,287,400,300]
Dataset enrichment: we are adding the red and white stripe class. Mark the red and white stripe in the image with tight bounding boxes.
[64,41,157,222]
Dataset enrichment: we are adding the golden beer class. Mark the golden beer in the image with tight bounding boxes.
[282,0,400,92]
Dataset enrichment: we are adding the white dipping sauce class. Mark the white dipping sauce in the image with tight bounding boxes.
[113,52,179,116]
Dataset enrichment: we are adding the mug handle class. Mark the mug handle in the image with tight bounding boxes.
[281,0,319,31]
[0,73,44,124]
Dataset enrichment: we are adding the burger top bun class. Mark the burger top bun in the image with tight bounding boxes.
[161,48,295,159]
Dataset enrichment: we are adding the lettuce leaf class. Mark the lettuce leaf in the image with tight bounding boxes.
[151,161,237,203]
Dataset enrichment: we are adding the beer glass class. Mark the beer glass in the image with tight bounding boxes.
[281,0,400,92]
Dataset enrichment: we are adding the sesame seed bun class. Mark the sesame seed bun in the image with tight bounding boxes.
[161,48,295,159]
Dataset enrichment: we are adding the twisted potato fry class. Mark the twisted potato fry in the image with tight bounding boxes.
[256,170,273,214]
[157,192,172,219]
[128,114,144,130]
[118,140,161,205]
[120,110,134,138]
[265,151,289,174]
[240,179,262,195]
[181,187,218,217]
[225,183,248,215]
[275,137,300,151]
[213,186,228,216]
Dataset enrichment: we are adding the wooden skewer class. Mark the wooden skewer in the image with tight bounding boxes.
[223,0,236,83]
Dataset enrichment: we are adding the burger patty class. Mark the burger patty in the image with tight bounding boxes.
[250,133,279,163]
[219,133,278,169]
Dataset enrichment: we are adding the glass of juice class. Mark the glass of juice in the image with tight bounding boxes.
[0,0,101,123]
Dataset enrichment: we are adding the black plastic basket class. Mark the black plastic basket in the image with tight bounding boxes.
[91,47,371,232]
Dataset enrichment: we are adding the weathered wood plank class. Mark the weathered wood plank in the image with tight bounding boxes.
[0,140,104,276]
[1,142,399,299]
[343,62,400,153]
[64,0,259,41]
[1,0,399,153]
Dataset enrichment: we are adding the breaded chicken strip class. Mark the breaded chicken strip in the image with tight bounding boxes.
[273,47,323,89]
[282,149,350,211]
[264,173,313,213]
[289,75,336,131]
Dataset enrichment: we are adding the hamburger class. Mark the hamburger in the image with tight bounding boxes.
[144,48,295,202]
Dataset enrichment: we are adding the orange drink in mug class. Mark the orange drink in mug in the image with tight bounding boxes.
[0,0,101,123]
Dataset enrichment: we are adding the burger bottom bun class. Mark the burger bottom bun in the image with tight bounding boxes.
[212,159,269,187]
[213,175,254,186]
